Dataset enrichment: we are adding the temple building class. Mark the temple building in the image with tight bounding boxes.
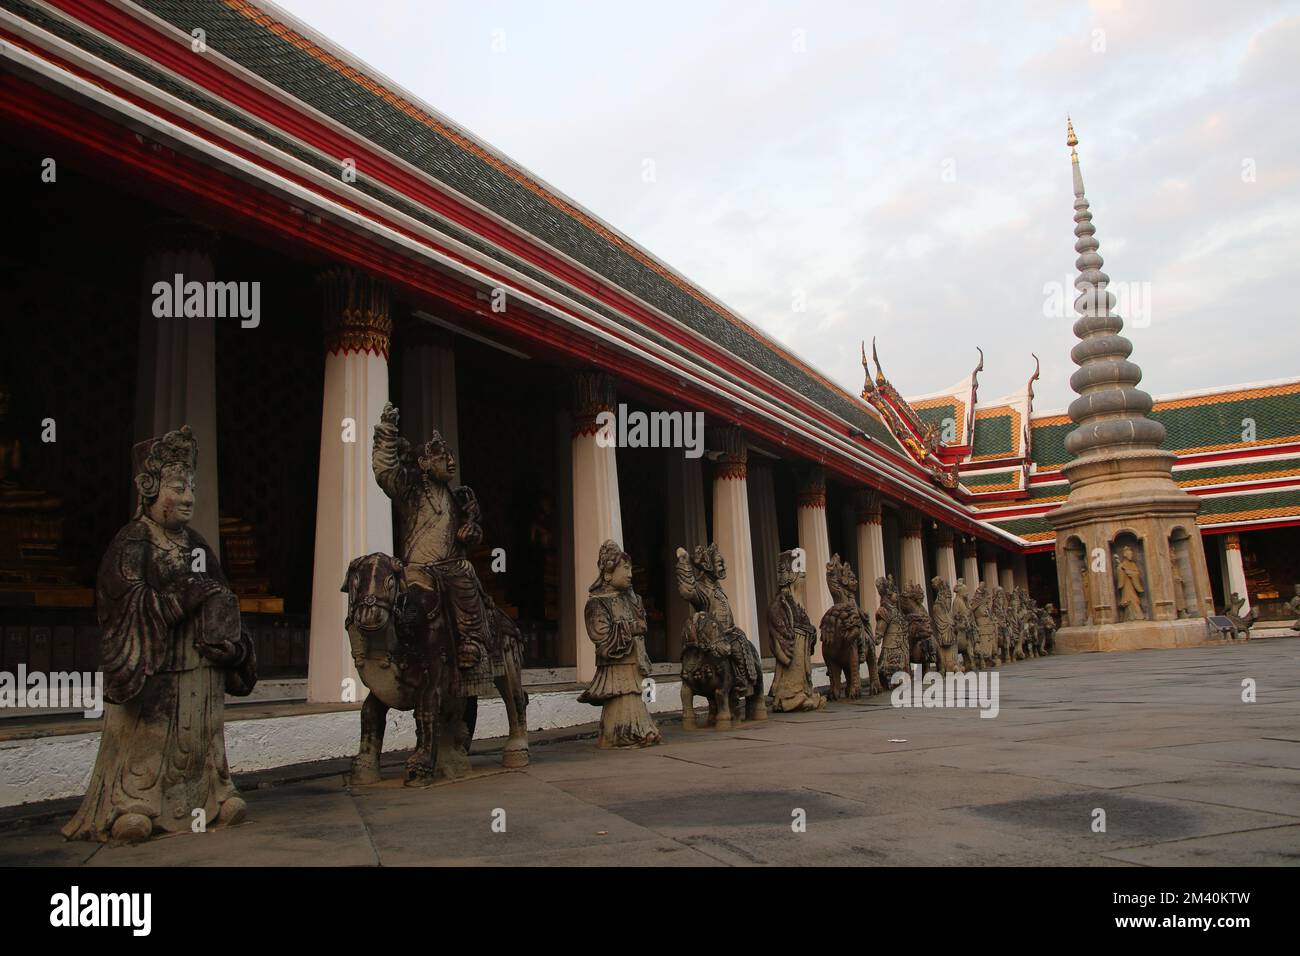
[1,0,1296,803]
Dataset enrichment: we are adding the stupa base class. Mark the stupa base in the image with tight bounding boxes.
[1054,618,1225,654]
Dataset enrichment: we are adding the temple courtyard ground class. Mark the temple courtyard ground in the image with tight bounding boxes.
[3,640,1298,866]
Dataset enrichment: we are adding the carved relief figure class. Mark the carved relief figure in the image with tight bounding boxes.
[767,550,825,712]
[579,540,662,748]
[820,554,881,699]
[929,576,958,674]
[676,543,765,728]
[1079,559,1094,626]
[64,427,256,844]
[1113,546,1147,622]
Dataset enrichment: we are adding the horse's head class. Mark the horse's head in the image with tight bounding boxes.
[343,553,406,632]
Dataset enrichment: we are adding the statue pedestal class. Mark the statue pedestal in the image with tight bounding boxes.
[1054,618,1220,654]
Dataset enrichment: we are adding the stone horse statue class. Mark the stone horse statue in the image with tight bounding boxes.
[679,612,765,730]
[344,552,529,787]
[819,555,882,699]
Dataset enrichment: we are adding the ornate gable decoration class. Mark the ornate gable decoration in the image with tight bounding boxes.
[860,340,959,490]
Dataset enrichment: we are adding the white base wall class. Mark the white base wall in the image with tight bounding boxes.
[1,665,855,808]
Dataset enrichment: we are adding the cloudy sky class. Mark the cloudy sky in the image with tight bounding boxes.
[277,0,1299,410]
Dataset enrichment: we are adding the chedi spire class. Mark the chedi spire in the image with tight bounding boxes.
[1063,118,1166,462]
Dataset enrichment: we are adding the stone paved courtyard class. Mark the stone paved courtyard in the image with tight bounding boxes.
[4,640,1298,866]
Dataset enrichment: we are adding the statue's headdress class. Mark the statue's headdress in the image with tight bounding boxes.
[133,425,198,511]
[419,429,450,462]
[692,543,723,574]
[589,539,631,592]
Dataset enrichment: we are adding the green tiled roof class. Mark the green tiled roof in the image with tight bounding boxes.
[1154,391,1300,451]
[1029,420,1071,467]
[1197,488,1300,520]
[988,514,1052,538]
[972,413,1014,458]
[963,469,1020,489]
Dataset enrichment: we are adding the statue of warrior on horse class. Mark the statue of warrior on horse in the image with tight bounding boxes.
[344,403,528,788]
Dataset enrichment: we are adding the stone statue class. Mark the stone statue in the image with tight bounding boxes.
[992,586,1010,664]
[1113,546,1147,622]
[1018,588,1039,658]
[1038,603,1058,655]
[900,582,938,674]
[676,543,765,729]
[819,554,881,699]
[1285,585,1300,633]
[874,575,910,690]
[1224,592,1258,640]
[952,579,979,671]
[1171,558,1190,619]
[64,426,256,844]
[929,576,958,674]
[970,581,997,669]
[578,540,661,748]
[767,550,825,712]
[354,403,529,785]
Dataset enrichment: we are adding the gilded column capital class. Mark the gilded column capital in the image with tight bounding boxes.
[570,370,617,437]
[318,267,392,358]
[707,424,748,481]
[796,465,826,509]
[854,489,882,525]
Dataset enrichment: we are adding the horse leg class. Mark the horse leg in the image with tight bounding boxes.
[351,693,388,785]
[496,661,530,769]
[715,671,734,730]
[680,681,700,731]
[849,649,861,699]
[435,692,472,780]
[405,675,437,788]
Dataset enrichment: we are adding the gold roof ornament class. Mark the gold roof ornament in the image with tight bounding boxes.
[1066,115,1078,161]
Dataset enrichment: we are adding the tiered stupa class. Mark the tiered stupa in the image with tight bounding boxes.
[1048,120,1215,652]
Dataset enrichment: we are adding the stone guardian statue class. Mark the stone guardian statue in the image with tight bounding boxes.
[767,550,825,712]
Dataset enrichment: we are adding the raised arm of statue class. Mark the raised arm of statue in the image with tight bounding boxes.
[453,485,484,546]
[675,547,705,611]
[371,402,413,501]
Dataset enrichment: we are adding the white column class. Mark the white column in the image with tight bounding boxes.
[900,509,928,610]
[855,490,885,619]
[935,527,957,587]
[981,547,999,592]
[1000,563,1016,593]
[797,468,833,656]
[1223,533,1250,616]
[962,539,981,594]
[570,372,624,683]
[307,269,394,703]
[747,461,780,656]
[136,229,220,545]
[1013,553,1029,591]
[711,426,760,655]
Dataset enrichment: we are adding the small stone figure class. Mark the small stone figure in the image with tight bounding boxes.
[992,586,1010,664]
[1224,592,1258,640]
[1285,584,1300,633]
[64,427,256,844]
[970,582,998,669]
[1114,546,1147,622]
[952,579,980,671]
[900,582,938,674]
[676,544,765,729]
[1038,603,1058,655]
[767,550,825,712]
[819,555,882,699]
[874,576,910,690]
[578,540,662,748]
[930,576,958,674]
